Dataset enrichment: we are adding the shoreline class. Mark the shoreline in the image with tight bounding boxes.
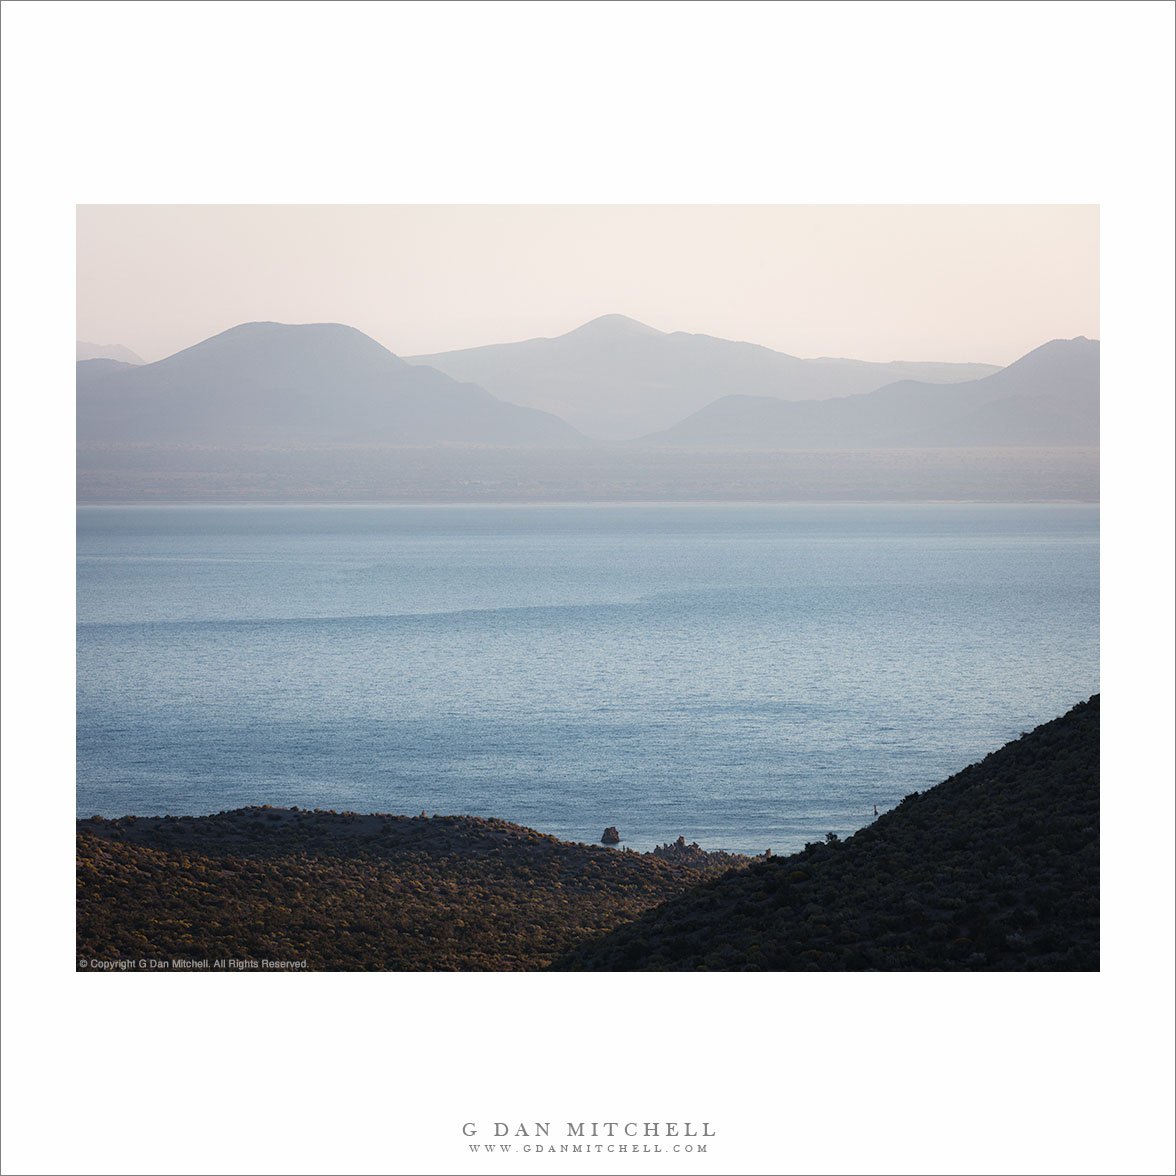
[76,443,1100,505]
[75,696,1099,973]
[78,809,757,874]
[76,808,752,971]
[76,496,1101,507]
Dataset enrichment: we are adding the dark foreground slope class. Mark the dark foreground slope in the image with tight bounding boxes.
[555,696,1099,971]
[76,811,747,971]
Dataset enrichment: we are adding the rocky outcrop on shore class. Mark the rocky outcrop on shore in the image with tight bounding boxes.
[651,835,760,870]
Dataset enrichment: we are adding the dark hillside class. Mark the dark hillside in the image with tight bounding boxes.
[555,696,1099,971]
[76,810,748,971]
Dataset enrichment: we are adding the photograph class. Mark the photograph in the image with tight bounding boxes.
[74,203,1101,975]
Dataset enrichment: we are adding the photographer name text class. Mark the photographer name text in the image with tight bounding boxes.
[79,958,307,971]
[463,1122,713,1154]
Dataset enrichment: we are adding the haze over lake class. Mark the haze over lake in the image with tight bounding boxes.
[77,502,1099,854]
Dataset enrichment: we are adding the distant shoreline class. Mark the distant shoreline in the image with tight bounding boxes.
[76,496,1101,507]
[76,443,1099,506]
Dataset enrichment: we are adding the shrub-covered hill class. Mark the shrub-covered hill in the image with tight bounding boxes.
[76,810,749,971]
[554,696,1099,971]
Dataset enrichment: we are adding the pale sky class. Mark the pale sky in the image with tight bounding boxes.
[76,205,1098,366]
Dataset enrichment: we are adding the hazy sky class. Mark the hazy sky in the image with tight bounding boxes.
[77,205,1098,367]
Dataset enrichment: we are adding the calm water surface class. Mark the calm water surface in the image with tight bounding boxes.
[76,503,1099,854]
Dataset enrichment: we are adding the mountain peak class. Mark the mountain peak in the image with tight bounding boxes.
[208,320,381,344]
[164,320,406,369]
[77,320,584,447]
[77,341,144,365]
[1000,335,1099,377]
[559,314,663,341]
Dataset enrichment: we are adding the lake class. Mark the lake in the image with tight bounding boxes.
[76,503,1099,855]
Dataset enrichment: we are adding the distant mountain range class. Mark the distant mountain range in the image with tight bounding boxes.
[408,313,1003,440]
[77,341,144,364]
[643,337,1099,448]
[76,318,1098,452]
[76,322,582,446]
